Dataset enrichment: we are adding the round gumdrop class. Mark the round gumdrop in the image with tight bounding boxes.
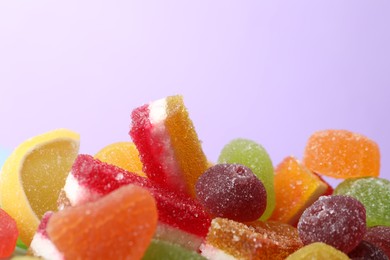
[364,226,390,258]
[0,208,19,258]
[195,163,267,222]
[348,241,389,260]
[218,139,275,220]
[334,177,390,227]
[297,195,366,253]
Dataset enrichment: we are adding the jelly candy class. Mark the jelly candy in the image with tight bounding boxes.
[29,211,62,259]
[47,185,158,259]
[201,218,303,260]
[130,95,209,196]
[0,208,19,258]
[348,240,389,260]
[298,195,366,253]
[143,239,206,260]
[270,156,328,225]
[364,226,390,257]
[334,177,390,227]
[195,163,267,222]
[62,155,211,243]
[286,242,349,260]
[218,138,275,220]
[303,129,380,178]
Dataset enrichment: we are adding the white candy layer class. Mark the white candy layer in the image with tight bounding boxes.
[30,233,64,260]
[63,172,101,206]
[200,243,237,260]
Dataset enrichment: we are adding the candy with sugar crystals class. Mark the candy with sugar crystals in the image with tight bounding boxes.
[364,226,390,258]
[143,239,206,260]
[348,240,389,260]
[0,208,18,258]
[195,163,267,222]
[270,156,328,225]
[334,177,390,227]
[298,195,366,253]
[218,138,275,220]
[286,242,349,260]
[303,130,380,178]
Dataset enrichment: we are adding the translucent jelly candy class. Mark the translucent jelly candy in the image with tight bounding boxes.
[95,141,145,177]
[130,95,209,196]
[218,138,275,220]
[201,218,303,260]
[364,226,390,257]
[270,156,328,225]
[0,208,19,258]
[298,195,366,253]
[62,155,211,241]
[334,177,390,227]
[303,129,380,178]
[47,185,158,259]
[195,163,267,222]
[286,242,349,260]
[143,239,206,260]
[348,241,389,260]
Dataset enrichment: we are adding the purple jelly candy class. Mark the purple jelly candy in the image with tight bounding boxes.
[297,195,366,253]
[195,163,267,222]
[348,241,389,260]
[364,226,390,258]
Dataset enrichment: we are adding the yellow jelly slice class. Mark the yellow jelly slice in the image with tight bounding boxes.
[286,242,349,260]
[0,129,80,246]
[94,142,145,177]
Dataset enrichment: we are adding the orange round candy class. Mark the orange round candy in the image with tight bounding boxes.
[303,130,380,179]
[47,185,157,259]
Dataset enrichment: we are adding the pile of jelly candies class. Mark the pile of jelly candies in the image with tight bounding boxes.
[0,95,389,260]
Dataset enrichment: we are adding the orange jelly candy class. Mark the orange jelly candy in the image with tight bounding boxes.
[270,156,328,225]
[47,185,158,259]
[303,130,380,178]
[203,218,303,260]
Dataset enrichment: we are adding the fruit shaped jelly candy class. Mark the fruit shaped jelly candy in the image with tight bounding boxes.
[95,141,145,177]
[364,226,390,258]
[0,208,19,258]
[298,195,366,253]
[285,242,349,260]
[218,138,275,220]
[348,240,389,260]
[0,129,80,245]
[61,154,211,248]
[270,156,328,226]
[334,177,390,227]
[130,95,208,196]
[47,185,158,259]
[142,239,206,260]
[303,129,380,178]
[29,211,63,259]
[195,163,267,222]
[201,218,303,260]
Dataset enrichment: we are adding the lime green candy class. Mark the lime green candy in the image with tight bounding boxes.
[334,177,390,227]
[218,138,275,220]
[142,239,206,260]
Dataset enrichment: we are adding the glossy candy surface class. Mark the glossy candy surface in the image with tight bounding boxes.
[298,195,366,253]
[334,177,390,227]
[195,163,267,222]
[218,138,275,220]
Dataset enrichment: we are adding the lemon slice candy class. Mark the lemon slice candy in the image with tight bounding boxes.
[0,129,80,246]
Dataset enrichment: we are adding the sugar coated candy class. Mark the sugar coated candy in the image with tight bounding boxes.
[303,130,380,178]
[195,163,267,222]
[130,95,209,196]
[348,241,389,260]
[334,177,390,227]
[298,195,366,253]
[62,154,211,244]
[364,226,390,258]
[286,242,350,260]
[47,185,158,260]
[270,156,328,225]
[201,218,303,260]
[143,239,206,260]
[218,138,275,220]
[0,208,19,258]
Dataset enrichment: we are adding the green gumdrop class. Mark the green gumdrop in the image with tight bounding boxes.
[218,138,275,220]
[334,177,390,227]
[142,239,206,260]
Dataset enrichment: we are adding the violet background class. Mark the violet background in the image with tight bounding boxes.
[1,1,389,185]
